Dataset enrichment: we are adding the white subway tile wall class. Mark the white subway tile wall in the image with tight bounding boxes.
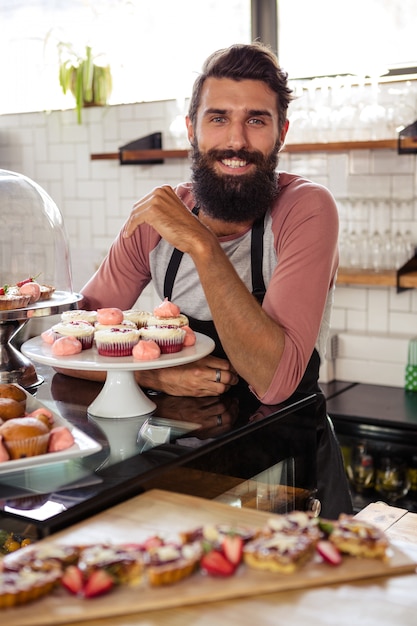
[0,93,416,387]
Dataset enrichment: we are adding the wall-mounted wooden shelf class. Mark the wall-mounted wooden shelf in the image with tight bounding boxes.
[337,268,417,289]
[91,149,189,161]
[90,137,417,162]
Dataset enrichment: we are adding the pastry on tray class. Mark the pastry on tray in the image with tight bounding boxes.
[0,510,393,608]
[142,539,202,586]
[0,277,55,310]
[326,514,389,560]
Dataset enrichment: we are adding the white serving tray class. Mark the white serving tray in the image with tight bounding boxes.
[0,388,102,475]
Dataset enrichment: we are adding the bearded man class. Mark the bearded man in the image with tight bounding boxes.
[71,43,352,517]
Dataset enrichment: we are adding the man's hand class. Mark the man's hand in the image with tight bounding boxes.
[136,356,239,397]
[123,185,212,255]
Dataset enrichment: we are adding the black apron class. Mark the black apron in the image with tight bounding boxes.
[162,208,352,517]
[163,208,321,397]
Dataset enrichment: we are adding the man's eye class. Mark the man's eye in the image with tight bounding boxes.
[248,118,264,125]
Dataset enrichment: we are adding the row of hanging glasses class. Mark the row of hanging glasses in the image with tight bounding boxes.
[338,198,415,271]
[288,75,417,144]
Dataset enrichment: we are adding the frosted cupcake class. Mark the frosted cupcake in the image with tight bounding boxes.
[61,309,97,324]
[96,307,124,326]
[123,309,152,328]
[139,326,186,354]
[149,298,188,328]
[94,319,136,332]
[94,327,141,357]
[145,313,189,328]
[51,321,94,350]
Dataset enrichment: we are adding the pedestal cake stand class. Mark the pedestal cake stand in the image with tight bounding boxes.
[21,333,215,418]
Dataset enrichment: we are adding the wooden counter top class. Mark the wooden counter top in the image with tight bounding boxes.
[53,504,417,626]
[5,495,417,626]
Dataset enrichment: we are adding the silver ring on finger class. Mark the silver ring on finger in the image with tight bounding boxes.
[215,368,221,383]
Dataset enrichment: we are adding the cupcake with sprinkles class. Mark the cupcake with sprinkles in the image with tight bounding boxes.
[61,309,97,325]
[51,320,94,350]
[94,327,141,357]
[139,326,186,354]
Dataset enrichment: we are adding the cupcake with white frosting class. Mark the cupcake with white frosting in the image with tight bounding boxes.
[139,326,186,354]
[94,327,141,357]
[51,321,94,350]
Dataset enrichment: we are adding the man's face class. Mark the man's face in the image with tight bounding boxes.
[186,77,288,222]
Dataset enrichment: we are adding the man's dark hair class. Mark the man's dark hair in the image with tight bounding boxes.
[188,42,293,132]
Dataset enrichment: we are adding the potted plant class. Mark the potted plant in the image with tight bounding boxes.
[58,43,112,124]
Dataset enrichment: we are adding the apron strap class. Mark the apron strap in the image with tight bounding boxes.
[164,208,266,302]
[251,215,266,303]
[163,206,200,300]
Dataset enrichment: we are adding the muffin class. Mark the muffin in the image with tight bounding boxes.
[61,309,98,324]
[0,398,26,421]
[0,383,27,414]
[51,320,95,350]
[139,326,186,354]
[0,417,50,459]
[0,382,27,403]
[94,327,141,357]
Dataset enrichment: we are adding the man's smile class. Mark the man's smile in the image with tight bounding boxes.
[221,158,248,169]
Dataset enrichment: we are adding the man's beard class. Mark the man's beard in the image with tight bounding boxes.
[190,144,280,223]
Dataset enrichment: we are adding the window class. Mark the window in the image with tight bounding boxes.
[278,0,417,78]
[1,0,416,116]
[0,0,251,115]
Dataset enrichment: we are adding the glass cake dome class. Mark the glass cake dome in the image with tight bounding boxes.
[0,169,73,293]
[0,169,80,388]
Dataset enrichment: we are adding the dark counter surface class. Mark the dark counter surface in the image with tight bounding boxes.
[326,382,417,433]
[0,364,317,538]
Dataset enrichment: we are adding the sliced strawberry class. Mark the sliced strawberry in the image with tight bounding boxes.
[222,535,243,567]
[140,535,164,551]
[200,550,235,577]
[83,569,114,598]
[16,278,34,287]
[61,565,84,595]
[16,273,40,287]
[316,540,342,566]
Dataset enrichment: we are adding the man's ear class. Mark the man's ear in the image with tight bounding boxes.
[279,119,290,149]
[186,116,195,144]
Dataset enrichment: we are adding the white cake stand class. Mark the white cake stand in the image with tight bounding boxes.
[21,333,215,418]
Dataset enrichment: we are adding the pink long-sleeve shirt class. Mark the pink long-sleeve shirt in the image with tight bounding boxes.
[81,171,339,404]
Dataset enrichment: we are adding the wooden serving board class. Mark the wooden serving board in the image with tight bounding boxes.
[3,490,416,626]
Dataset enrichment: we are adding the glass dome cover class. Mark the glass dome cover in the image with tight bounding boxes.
[0,169,73,293]
[0,170,81,388]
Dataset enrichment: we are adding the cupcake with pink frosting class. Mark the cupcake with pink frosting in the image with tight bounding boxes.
[96,308,124,326]
[146,298,189,328]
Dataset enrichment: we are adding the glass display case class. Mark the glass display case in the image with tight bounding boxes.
[0,169,81,388]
